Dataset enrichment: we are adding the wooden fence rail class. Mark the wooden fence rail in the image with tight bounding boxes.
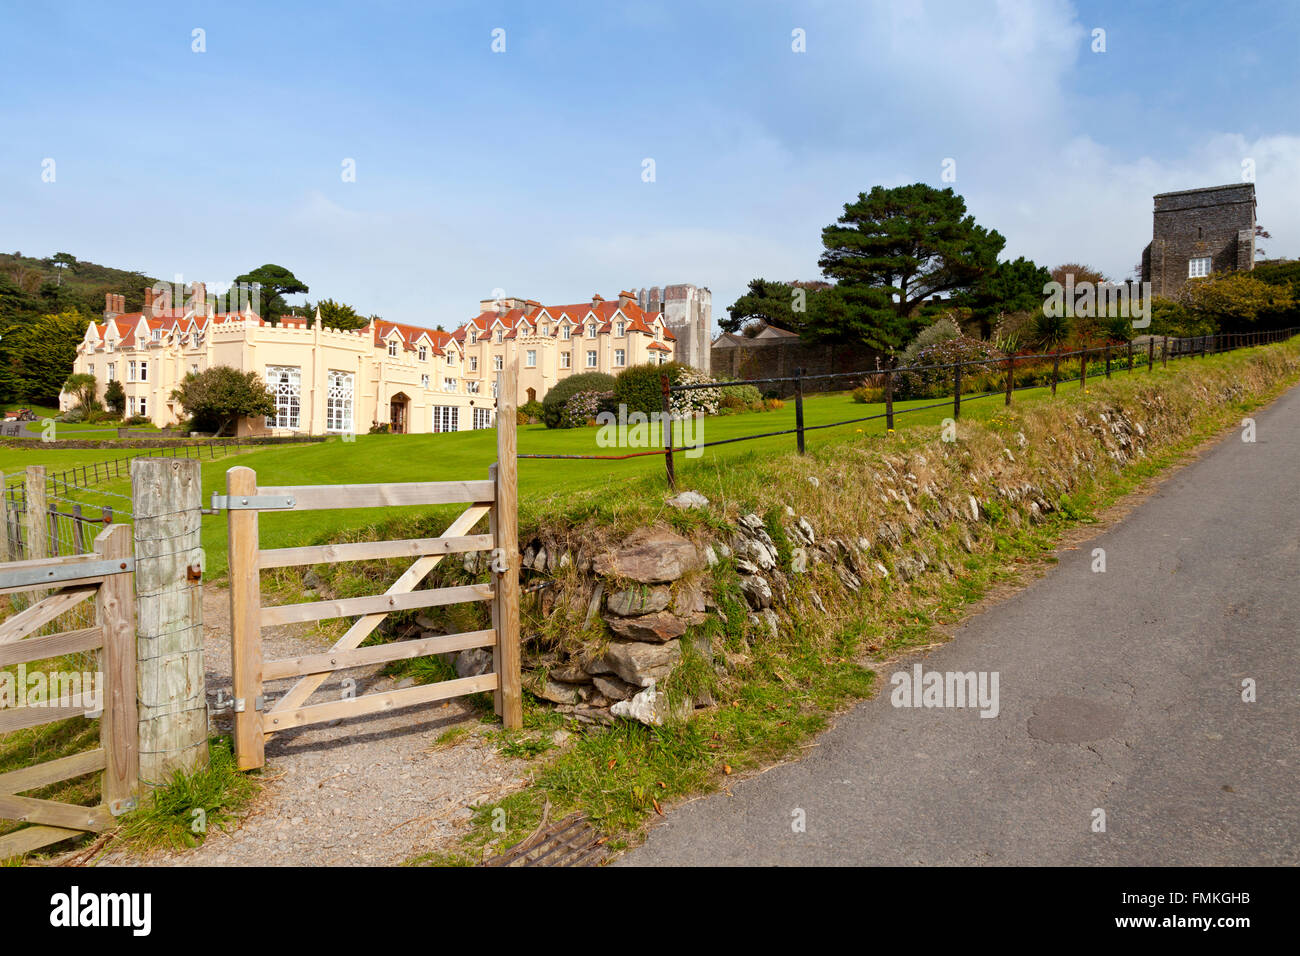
[0,524,138,859]
[223,360,523,771]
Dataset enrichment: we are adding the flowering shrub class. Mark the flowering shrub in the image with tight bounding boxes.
[562,389,609,427]
[896,335,1002,400]
[669,367,721,417]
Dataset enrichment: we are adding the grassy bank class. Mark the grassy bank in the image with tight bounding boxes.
[400,339,1300,864]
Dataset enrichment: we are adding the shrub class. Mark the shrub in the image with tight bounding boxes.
[852,384,884,404]
[124,414,150,426]
[562,389,608,427]
[520,399,544,422]
[900,316,961,367]
[669,367,721,417]
[896,335,1002,400]
[369,422,390,434]
[720,384,762,406]
[542,372,616,428]
[63,406,86,423]
[516,408,530,426]
[613,362,687,418]
[762,398,785,411]
[104,380,126,416]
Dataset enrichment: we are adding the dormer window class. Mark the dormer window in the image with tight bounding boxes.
[388,340,398,357]
[587,324,596,338]
[541,324,549,336]
[469,329,477,344]
[446,351,455,365]
[418,345,428,361]
[561,324,571,340]
[496,329,504,344]
[616,321,625,336]
[152,329,162,342]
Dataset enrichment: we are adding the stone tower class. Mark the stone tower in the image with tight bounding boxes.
[1141,183,1256,298]
[635,283,712,372]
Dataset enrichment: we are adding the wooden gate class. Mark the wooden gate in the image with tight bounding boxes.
[0,524,138,858]
[223,397,521,771]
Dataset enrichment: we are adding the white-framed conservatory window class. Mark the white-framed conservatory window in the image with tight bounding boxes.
[432,406,459,433]
[1188,257,1212,278]
[326,369,354,433]
[265,365,301,429]
[473,407,493,430]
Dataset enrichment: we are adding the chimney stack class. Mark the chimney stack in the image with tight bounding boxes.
[591,294,604,307]
[618,290,635,309]
[143,287,156,316]
[189,282,207,317]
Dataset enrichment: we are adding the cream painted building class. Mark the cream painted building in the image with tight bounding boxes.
[65,286,677,435]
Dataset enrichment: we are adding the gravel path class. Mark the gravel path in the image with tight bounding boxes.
[98,584,531,866]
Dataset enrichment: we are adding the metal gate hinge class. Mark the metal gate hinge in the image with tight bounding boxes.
[209,493,297,512]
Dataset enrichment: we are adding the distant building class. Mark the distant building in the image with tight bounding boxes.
[634,284,712,372]
[1141,183,1256,297]
[65,287,676,435]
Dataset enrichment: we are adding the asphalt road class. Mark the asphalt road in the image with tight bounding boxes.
[628,383,1300,866]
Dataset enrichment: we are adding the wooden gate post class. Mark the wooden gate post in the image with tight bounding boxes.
[132,457,208,785]
[494,360,523,730]
[0,472,9,564]
[226,466,265,770]
[884,362,895,431]
[24,466,47,562]
[96,523,138,808]
[1004,354,1014,406]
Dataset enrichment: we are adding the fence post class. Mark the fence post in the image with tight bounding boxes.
[48,504,60,556]
[1004,354,1014,406]
[1051,351,1059,397]
[132,457,208,785]
[225,465,264,770]
[95,523,138,810]
[1163,336,1169,368]
[494,359,523,731]
[884,360,895,432]
[660,374,676,490]
[1105,346,1111,379]
[1080,349,1088,390]
[0,472,8,564]
[952,361,962,420]
[794,367,806,453]
[1147,336,1154,372]
[72,503,86,553]
[1127,338,1134,372]
[24,466,47,562]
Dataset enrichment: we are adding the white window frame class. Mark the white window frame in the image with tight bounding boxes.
[469,356,479,372]
[127,360,137,382]
[493,356,503,371]
[421,374,430,389]
[526,350,537,367]
[107,363,116,381]
[444,377,456,392]
[432,405,459,433]
[587,324,596,338]
[326,369,355,433]
[388,340,399,357]
[560,352,571,369]
[467,380,480,394]
[418,345,428,361]
[472,407,493,430]
[615,349,626,367]
[495,329,504,344]
[616,321,625,336]
[1188,256,1212,278]
[137,396,147,417]
[139,361,148,382]
[586,350,597,368]
[265,365,302,429]
[561,324,571,340]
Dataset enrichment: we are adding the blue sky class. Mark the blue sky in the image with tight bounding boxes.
[2,0,1297,326]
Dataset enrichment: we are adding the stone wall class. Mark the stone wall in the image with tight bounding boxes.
[710,338,886,394]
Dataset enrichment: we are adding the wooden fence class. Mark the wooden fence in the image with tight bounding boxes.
[224,363,522,770]
[0,524,138,858]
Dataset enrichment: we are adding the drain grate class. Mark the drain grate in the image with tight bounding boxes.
[482,812,606,867]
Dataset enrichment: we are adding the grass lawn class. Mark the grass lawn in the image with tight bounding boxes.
[0,367,1161,577]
